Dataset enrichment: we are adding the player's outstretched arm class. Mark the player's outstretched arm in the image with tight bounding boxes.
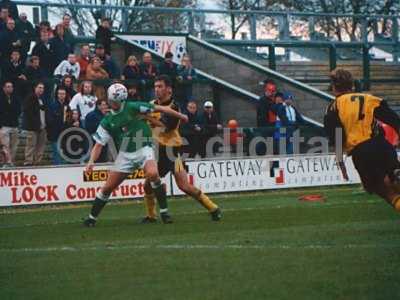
[86,143,103,173]
[154,104,188,123]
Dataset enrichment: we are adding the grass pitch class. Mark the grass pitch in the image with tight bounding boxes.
[1,186,399,300]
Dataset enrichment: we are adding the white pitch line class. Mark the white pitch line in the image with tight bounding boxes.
[0,199,380,229]
[1,243,399,253]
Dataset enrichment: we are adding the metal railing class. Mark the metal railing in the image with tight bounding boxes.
[13,1,400,43]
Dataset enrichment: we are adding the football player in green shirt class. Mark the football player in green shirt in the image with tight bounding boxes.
[83,83,188,227]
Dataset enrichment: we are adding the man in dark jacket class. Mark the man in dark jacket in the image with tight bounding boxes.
[31,30,56,76]
[180,100,202,158]
[0,0,18,20]
[0,6,9,31]
[46,87,69,165]
[16,12,35,62]
[257,79,277,127]
[0,18,23,60]
[200,101,222,157]
[158,51,177,80]
[22,82,47,166]
[85,99,109,162]
[0,80,20,165]
[95,18,114,55]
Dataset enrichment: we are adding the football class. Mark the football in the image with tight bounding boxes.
[107,83,128,103]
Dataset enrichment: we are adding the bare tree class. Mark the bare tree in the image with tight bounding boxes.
[49,0,197,36]
[217,0,261,39]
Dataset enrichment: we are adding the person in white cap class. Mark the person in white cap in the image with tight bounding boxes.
[200,101,223,157]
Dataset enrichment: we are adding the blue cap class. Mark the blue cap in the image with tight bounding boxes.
[283,92,294,101]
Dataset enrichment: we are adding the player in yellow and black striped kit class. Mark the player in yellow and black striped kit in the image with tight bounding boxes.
[141,75,222,223]
[324,68,400,212]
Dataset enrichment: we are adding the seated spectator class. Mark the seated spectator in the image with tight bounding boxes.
[0,0,18,20]
[0,6,9,31]
[69,80,97,127]
[94,44,119,78]
[180,100,202,158]
[16,12,35,62]
[126,82,141,101]
[54,53,80,79]
[85,99,109,163]
[22,82,47,166]
[49,24,72,67]
[121,55,141,81]
[0,81,20,166]
[46,87,70,165]
[176,54,197,109]
[0,18,23,60]
[77,44,91,80]
[257,79,278,128]
[31,30,56,77]
[86,56,109,100]
[95,17,115,55]
[140,52,157,101]
[58,74,77,99]
[200,101,222,157]
[158,51,177,80]
[61,13,75,50]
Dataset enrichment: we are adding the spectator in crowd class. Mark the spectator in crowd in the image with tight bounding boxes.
[94,43,119,78]
[270,92,285,154]
[35,20,53,40]
[22,82,47,166]
[86,56,109,100]
[181,100,202,158]
[121,55,141,81]
[140,52,157,101]
[23,56,46,83]
[31,30,56,77]
[16,12,35,62]
[61,13,75,49]
[23,55,46,97]
[257,79,278,127]
[69,80,97,127]
[85,98,108,135]
[1,49,25,83]
[0,6,9,31]
[158,51,177,80]
[275,92,304,154]
[0,81,20,166]
[46,87,70,165]
[200,101,222,157]
[49,23,72,67]
[77,44,91,80]
[54,53,80,79]
[58,74,77,99]
[125,82,141,100]
[84,99,109,163]
[0,0,18,20]
[0,18,23,60]
[176,54,197,109]
[95,17,115,55]
[68,110,81,128]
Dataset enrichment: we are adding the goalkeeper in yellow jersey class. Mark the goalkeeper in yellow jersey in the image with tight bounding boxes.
[324,68,400,212]
[140,75,221,223]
